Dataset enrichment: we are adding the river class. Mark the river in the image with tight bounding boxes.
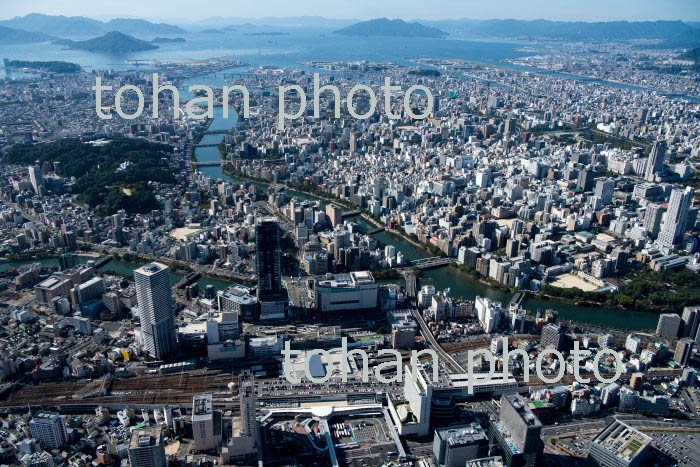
[192,105,659,331]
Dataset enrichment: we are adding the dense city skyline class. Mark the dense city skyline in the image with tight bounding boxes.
[1,2,700,466]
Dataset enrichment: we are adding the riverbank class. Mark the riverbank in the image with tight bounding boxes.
[196,115,660,329]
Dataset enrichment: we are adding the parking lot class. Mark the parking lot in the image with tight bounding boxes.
[645,430,700,467]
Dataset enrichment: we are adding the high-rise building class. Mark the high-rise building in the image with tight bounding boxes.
[402,365,433,436]
[644,140,666,182]
[589,420,652,467]
[135,263,177,359]
[255,218,286,320]
[192,393,220,451]
[29,413,68,450]
[681,306,700,341]
[658,186,694,248]
[656,313,681,338]
[238,371,257,444]
[594,179,615,206]
[576,169,594,192]
[325,203,343,227]
[488,394,543,467]
[128,427,167,467]
[674,338,695,367]
[28,165,44,196]
[643,203,665,239]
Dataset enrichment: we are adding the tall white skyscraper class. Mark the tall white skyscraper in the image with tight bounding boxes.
[658,186,694,248]
[135,263,177,359]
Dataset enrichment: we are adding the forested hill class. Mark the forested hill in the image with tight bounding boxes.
[3,138,176,215]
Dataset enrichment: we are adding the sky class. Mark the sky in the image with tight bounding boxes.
[2,0,699,23]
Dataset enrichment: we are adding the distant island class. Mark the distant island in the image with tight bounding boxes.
[334,18,447,38]
[243,32,290,36]
[0,25,54,44]
[3,59,80,73]
[151,37,186,43]
[201,28,225,34]
[53,31,158,53]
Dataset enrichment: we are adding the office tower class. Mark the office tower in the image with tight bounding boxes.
[658,186,694,248]
[682,306,700,341]
[576,169,594,192]
[594,179,615,206]
[128,427,167,467]
[326,203,343,227]
[433,424,489,467]
[674,338,694,367]
[656,313,681,338]
[644,140,666,182]
[28,165,44,195]
[589,421,652,467]
[192,394,218,451]
[29,413,68,449]
[488,394,543,467]
[255,218,286,320]
[135,263,177,359]
[505,238,519,258]
[238,371,257,445]
[643,203,665,239]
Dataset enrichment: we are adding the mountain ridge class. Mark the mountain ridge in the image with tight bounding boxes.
[0,13,186,37]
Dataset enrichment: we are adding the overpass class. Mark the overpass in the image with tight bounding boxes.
[410,309,465,374]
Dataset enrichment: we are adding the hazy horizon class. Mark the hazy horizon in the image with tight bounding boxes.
[2,0,699,23]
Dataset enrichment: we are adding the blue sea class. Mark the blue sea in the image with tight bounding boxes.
[1,28,529,76]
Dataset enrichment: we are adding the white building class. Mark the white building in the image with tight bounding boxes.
[192,393,219,451]
[475,296,502,334]
[314,271,378,312]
